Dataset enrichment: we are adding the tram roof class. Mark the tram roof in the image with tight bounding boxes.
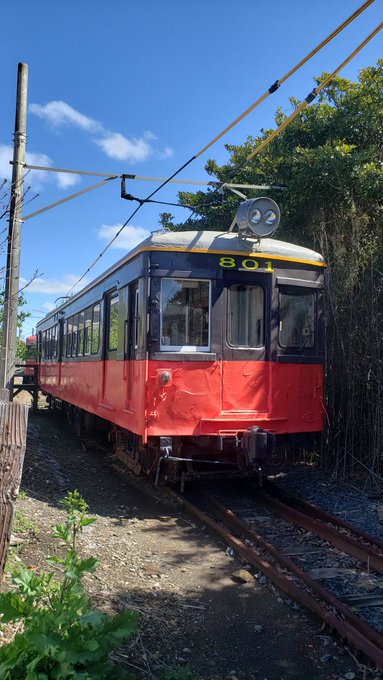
[38,230,325,324]
[134,230,325,263]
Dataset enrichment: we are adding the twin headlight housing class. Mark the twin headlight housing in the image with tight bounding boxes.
[235,197,280,238]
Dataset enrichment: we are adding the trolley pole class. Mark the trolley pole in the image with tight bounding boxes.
[0,63,29,389]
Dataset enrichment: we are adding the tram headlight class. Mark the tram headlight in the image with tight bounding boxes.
[236,197,280,238]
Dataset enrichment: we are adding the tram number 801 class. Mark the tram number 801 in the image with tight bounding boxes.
[218,256,274,271]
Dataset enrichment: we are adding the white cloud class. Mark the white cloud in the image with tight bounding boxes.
[0,144,80,191]
[160,146,174,159]
[19,274,89,295]
[29,100,173,164]
[98,223,150,250]
[95,132,152,162]
[43,302,55,312]
[29,101,102,133]
[55,172,80,189]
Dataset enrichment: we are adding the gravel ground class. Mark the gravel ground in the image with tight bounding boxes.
[0,394,377,680]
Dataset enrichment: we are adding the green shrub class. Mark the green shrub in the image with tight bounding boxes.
[0,491,138,679]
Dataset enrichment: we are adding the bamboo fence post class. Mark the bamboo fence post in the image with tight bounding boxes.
[0,399,29,585]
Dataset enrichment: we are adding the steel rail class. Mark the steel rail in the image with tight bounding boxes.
[264,481,383,553]
[201,493,383,651]
[176,491,383,670]
[254,489,383,575]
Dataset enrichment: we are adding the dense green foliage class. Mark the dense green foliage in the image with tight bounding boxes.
[0,290,31,359]
[0,492,138,679]
[165,60,383,478]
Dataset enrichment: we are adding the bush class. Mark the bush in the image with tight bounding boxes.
[0,491,138,679]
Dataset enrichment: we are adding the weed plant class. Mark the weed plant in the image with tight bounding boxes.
[0,491,138,679]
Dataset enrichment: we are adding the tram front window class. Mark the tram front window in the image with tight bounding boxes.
[160,278,210,350]
[227,284,264,348]
[279,287,315,349]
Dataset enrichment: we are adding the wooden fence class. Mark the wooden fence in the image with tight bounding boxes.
[0,389,29,584]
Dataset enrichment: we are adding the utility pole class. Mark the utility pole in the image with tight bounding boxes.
[0,63,29,389]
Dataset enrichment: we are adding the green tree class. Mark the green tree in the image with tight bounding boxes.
[168,60,383,480]
[0,290,31,359]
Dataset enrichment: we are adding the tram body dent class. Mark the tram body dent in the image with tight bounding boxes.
[37,224,326,482]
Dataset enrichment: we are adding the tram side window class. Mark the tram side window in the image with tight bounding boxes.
[77,311,85,355]
[84,307,92,355]
[160,279,210,350]
[227,285,264,348]
[71,315,78,357]
[108,294,119,351]
[41,326,58,359]
[52,325,57,359]
[279,287,315,349]
[66,319,72,357]
[91,303,101,354]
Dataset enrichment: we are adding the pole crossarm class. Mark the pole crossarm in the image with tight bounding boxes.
[16,162,285,189]
[23,176,118,221]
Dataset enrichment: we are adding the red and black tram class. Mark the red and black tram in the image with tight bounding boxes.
[36,198,326,484]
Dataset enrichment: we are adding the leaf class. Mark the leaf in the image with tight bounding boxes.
[52,523,70,542]
[79,517,97,527]
[0,593,26,622]
[75,557,99,574]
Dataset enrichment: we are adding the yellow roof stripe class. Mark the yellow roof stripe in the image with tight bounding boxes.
[137,244,327,268]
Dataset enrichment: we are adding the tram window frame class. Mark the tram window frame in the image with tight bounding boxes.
[227,284,265,349]
[42,330,46,359]
[52,325,58,359]
[91,303,101,354]
[66,319,72,357]
[71,315,78,357]
[84,307,92,356]
[107,293,119,352]
[278,286,316,350]
[77,311,85,356]
[160,278,211,352]
[48,328,52,358]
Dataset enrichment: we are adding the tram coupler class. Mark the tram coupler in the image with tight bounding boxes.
[242,426,275,466]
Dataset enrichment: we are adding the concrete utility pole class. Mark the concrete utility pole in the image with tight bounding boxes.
[0,63,29,389]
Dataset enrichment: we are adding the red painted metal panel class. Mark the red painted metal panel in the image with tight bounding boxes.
[39,359,324,439]
[145,359,324,436]
[39,360,146,435]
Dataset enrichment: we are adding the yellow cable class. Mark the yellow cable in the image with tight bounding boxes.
[196,0,375,158]
[245,20,383,163]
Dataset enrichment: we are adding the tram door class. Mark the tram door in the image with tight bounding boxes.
[124,278,144,412]
[101,289,119,406]
[222,272,271,414]
[57,318,64,389]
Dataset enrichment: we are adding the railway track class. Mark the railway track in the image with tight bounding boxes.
[175,484,383,672]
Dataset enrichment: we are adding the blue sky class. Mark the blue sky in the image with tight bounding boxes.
[1,0,382,338]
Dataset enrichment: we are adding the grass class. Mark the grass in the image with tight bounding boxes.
[3,505,39,574]
[12,509,38,535]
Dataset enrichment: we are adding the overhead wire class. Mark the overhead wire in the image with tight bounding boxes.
[65,0,375,297]
[195,0,375,158]
[183,18,383,224]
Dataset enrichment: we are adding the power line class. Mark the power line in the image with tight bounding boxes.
[195,0,375,158]
[174,19,383,227]
[66,0,375,297]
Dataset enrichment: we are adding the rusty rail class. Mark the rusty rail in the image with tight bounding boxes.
[254,488,383,575]
[176,491,383,671]
[264,480,383,553]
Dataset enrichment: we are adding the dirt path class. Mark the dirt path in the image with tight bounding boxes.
[2,397,361,680]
